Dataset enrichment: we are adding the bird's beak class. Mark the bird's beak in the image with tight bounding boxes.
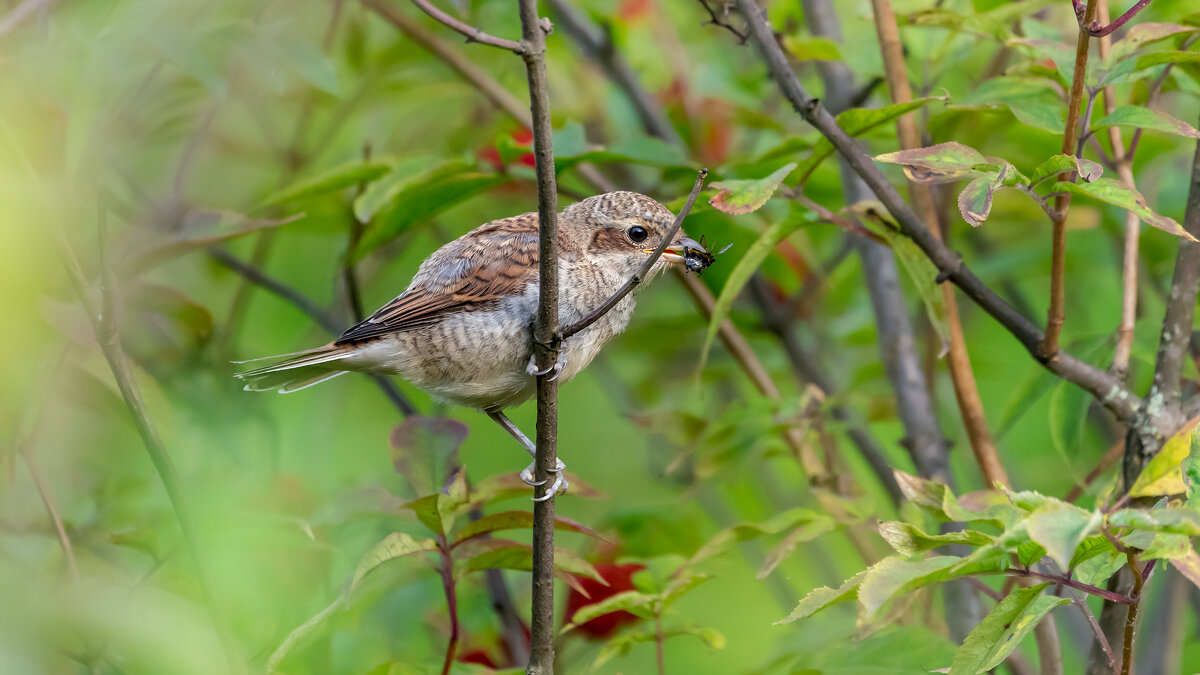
[649,236,706,265]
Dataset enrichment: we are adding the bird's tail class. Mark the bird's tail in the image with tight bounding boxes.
[234,344,355,393]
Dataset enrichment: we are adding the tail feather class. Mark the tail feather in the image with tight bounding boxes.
[235,344,355,393]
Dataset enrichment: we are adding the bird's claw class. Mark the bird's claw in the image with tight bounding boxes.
[520,459,568,501]
[526,353,567,381]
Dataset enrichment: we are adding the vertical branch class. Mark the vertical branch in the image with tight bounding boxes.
[867,0,1007,488]
[437,542,461,675]
[516,1,560,672]
[1042,0,1101,358]
[797,0,977,640]
[1095,0,1140,380]
[1090,116,1200,675]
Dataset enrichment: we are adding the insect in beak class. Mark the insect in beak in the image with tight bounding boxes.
[649,235,728,275]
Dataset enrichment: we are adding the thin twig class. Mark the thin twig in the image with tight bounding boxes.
[558,169,707,341]
[409,0,525,53]
[867,0,1006,488]
[1085,0,1153,37]
[980,570,1135,605]
[22,452,80,583]
[1073,588,1120,674]
[1094,0,1140,382]
[694,0,748,43]
[1042,0,1101,360]
[733,0,1148,427]
[437,539,461,675]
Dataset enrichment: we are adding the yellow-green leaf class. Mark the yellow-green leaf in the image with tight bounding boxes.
[1130,417,1200,497]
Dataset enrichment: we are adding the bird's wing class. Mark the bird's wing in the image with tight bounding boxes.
[336,214,540,343]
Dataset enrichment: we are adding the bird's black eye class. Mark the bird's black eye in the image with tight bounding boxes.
[628,226,649,243]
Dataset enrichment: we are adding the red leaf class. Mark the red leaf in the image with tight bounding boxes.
[562,563,646,639]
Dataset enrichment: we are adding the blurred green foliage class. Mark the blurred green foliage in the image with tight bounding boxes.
[3,0,1200,673]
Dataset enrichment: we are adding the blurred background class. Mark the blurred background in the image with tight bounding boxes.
[2,0,1199,673]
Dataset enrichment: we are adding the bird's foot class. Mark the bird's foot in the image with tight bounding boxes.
[525,352,567,382]
[520,458,568,501]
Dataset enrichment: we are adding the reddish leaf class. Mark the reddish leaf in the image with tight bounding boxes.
[563,563,647,639]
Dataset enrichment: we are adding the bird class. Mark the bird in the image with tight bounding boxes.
[236,191,708,499]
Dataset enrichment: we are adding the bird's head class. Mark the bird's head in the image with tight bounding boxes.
[564,191,707,278]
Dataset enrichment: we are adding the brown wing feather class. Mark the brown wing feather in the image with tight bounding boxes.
[337,214,539,343]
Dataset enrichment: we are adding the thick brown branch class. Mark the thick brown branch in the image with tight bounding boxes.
[732,0,1145,425]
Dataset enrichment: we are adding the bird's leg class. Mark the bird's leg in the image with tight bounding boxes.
[486,409,568,500]
[525,351,567,382]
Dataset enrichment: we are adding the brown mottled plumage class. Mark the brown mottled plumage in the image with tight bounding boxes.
[237,191,704,411]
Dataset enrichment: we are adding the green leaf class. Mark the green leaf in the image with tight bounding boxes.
[689,508,828,565]
[782,36,843,61]
[1130,417,1200,497]
[1024,501,1102,569]
[957,167,1007,226]
[562,590,658,631]
[857,206,950,347]
[953,76,1065,133]
[353,156,442,223]
[260,160,392,206]
[400,470,468,537]
[1007,38,1075,85]
[796,96,946,183]
[1093,105,1200,139]
[877,522,994,556]
[551,122,688,169]
[858,555,962,619]
[1109,507,1200,536]
[757,518,838,578]
[950,583,1069,675]
[776,570,868,623]
[1049,178,1198,242]
[358,169,509,257]
[280,39,340,95]
[1168,548,1200,590]
[589,625,724,672]
[1049,379,1090,463]
[390,416,469,497]
[122,211,304,277]
[874,141,989,183]
[1096,50,1200,87]
[695,215,807,374]
[351,532,438,591]
[452,511,604,546]
[457,539,604,583]
[1108,23,1199,63]
[707,163,797,215]
[1029,154,1104,186]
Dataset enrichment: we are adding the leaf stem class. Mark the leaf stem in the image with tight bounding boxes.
[438,539,461,675]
